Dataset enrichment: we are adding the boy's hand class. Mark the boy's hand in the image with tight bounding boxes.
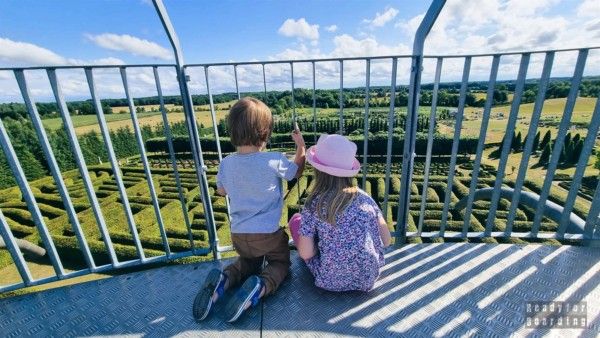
[292,121,305,148]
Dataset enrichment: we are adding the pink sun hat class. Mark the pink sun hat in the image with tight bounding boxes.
[306,134,361,177]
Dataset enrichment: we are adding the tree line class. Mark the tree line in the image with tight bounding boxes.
[1,77,597,120]
[0,117,190,189]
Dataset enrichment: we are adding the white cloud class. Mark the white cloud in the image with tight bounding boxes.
[325,25,338,33]
[88,57,126,65]
[85,33,173,60]
[364,7,398,28]
[278,18,319,40]
[331,34,410,57]
[576,0,600,18]
[0,37,68,66]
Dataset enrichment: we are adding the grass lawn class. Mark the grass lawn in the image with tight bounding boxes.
[42,110,229,135]
[443,97,598,143]
[464,97,597,123]
[41,100,238,134]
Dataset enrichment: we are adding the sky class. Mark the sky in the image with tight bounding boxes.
[0,0,599,102]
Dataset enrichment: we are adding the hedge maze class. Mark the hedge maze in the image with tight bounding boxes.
[0,150,591,272]
[0,165,223,270]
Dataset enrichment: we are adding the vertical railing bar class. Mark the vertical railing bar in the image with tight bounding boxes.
[205,67,225,162]
[234,65,241,100]
[153,0,219,259]
[484,53,530,236]
[262,64,267,102]
[339,60,344,134]
[290,62,296,122]
[505,52,554,236]
[397,0,446,244]
[312,61,317,143]
[531,49,588,237]
[557,91,600,236]
[14,70,96,271]
[182,67,220,259]
[461,55,501,235]
[417,57,443,235]
[362,59,371,190]
[262,63,271,150]
[439,56,472,236]
[204,66,232,221]
[584,179,600,238]
[382,57,398,218]
[47,69,119,266]
[84,68,145,261]
[0,209,33,284]
[153,67,196,252]
[0,118,65,276]
[120,67,171,256]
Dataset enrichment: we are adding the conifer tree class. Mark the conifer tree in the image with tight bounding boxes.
[538,143,551,166]
[532,131,540,152]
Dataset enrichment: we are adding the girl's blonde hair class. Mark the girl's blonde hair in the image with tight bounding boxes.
[305,169,357,225]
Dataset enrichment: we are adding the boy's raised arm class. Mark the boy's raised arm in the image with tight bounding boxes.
[292,122,306,178]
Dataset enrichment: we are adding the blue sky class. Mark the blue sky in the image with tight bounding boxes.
[0,0,599,101]
[0,1,427,64]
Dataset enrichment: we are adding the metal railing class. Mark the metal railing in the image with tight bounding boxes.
[1,0,599,293]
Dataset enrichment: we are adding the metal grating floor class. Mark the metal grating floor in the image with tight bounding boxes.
[1,243,599,337]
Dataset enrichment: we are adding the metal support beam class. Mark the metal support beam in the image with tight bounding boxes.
[397,0,446,245]
[153,0,219,259]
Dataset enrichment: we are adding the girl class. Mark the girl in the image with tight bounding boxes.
[289,134,391,292]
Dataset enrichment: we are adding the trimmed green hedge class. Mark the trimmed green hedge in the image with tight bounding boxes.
[3,208,35,227]
[146,133,480,155]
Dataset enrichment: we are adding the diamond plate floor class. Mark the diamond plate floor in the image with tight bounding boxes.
[1,243,599,337]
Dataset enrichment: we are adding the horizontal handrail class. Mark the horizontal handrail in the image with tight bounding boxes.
[3,46,599,73]
[0,64,176,71]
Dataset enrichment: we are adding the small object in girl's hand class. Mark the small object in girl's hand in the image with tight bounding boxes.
[293,119,300,133]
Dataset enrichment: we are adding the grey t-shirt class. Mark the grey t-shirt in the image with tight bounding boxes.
[217,151,298,233]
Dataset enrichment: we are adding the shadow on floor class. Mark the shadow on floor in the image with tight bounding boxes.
[0,243,599,337]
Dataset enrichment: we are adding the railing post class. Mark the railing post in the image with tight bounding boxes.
[396,0,446,245]
[153,0,220,259]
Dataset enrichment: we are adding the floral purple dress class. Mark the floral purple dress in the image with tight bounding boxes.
[299,189,385,292]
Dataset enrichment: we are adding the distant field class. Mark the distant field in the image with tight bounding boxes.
[41,97,597,140]
[42,102,233,135]
[72,110,228,135]
[459,97,598,143]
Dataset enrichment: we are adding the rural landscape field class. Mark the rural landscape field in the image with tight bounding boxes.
[0,76,598,291]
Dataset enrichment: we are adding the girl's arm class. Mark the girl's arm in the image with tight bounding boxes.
[297,234,317,260]
[378,215,392,247]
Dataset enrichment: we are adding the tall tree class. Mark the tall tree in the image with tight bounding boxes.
[539,130,552,150]
[532,131,540,152]
[538,143,551,166]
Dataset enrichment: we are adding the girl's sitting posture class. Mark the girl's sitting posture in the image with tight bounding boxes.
[289,134,391,292]
[193,97,305,322]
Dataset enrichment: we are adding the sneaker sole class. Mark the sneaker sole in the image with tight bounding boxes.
[226,276,261,323]
[193,269,223,321]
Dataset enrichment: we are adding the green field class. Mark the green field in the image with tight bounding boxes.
[41,101,235,135]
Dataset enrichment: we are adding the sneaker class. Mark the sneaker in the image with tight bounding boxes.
[224,275,263,322]
[193,268,227,321]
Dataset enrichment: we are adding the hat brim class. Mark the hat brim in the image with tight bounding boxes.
[306,145,360,177]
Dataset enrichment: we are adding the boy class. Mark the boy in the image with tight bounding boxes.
[193,97,305,322]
